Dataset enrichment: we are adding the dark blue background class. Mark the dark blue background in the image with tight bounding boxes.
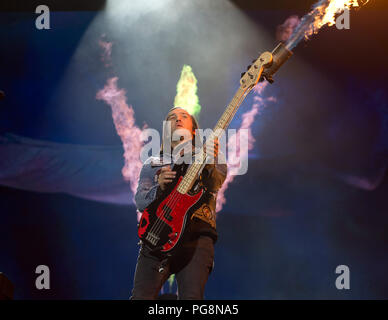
[0,1,387,299]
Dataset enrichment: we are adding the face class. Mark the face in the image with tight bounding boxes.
[166,108,194,136]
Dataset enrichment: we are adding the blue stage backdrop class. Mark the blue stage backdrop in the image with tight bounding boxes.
[0,1,387,299]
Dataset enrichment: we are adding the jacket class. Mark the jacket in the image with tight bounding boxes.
[134,147,227,241]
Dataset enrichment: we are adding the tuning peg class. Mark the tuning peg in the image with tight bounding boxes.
[246,64,251,70]
[252,59,257,63]
[240,72,246,78]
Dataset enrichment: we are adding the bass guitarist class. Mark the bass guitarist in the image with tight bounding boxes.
[130,106,227,300]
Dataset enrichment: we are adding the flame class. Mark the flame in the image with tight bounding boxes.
[311,0,359,33]
[286,0,368,49]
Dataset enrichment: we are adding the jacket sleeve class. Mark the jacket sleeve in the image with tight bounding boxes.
[201,151,227,193]
[134,161,162,212]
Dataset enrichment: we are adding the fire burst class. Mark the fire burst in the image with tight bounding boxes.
[286,0,365,50]
[318,0,359,28]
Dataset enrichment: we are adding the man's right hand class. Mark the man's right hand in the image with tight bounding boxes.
[157,166,176,191]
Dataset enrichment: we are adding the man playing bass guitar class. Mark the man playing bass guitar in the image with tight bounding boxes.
[131,106,227,300]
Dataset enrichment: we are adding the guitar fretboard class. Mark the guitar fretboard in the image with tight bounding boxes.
[176,52,271,194]
[176,86,249,194]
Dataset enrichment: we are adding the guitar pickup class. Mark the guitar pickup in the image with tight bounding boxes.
[163,205,173,221]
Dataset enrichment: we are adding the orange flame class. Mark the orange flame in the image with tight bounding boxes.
[286,0,370,49]
[307,0,360,38]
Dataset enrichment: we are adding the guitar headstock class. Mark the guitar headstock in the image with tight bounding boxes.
[240,51,273,89]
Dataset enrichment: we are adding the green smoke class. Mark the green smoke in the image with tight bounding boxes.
[174,64,201,117]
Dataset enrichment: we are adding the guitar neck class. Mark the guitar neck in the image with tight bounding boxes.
[176,86,249,194]
[176,50,273,195]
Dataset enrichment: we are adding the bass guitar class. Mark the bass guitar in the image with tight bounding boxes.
[138,44,290,253]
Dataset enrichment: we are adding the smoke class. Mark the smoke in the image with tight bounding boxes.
[216,82,276,212]
[96,77,144,199]
[99,35,113,68]
[336,168,387,191]
[96,39,144,206]
[174,65,202,117]
[95,33,277,216]
[276,15,301,43]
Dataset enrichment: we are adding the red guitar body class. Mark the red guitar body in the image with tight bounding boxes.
[138,174,203,253]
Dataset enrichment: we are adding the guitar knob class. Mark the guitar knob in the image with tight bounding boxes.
[168,232,178,239]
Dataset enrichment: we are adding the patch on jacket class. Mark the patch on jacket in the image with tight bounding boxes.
[192,204,216,229]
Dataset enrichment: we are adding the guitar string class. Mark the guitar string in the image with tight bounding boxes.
[145,84,251,248]
[148,139,208,239]
[147,95,241,246]
[148,154,203,243]
[151,141,215,240]
[152,190,182,241]
[147,162,191,238]
[152,162,202,238]
[150,163,197,238]
[148,138,219,244]
[146,152,194,238]
[147,97,240,245]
